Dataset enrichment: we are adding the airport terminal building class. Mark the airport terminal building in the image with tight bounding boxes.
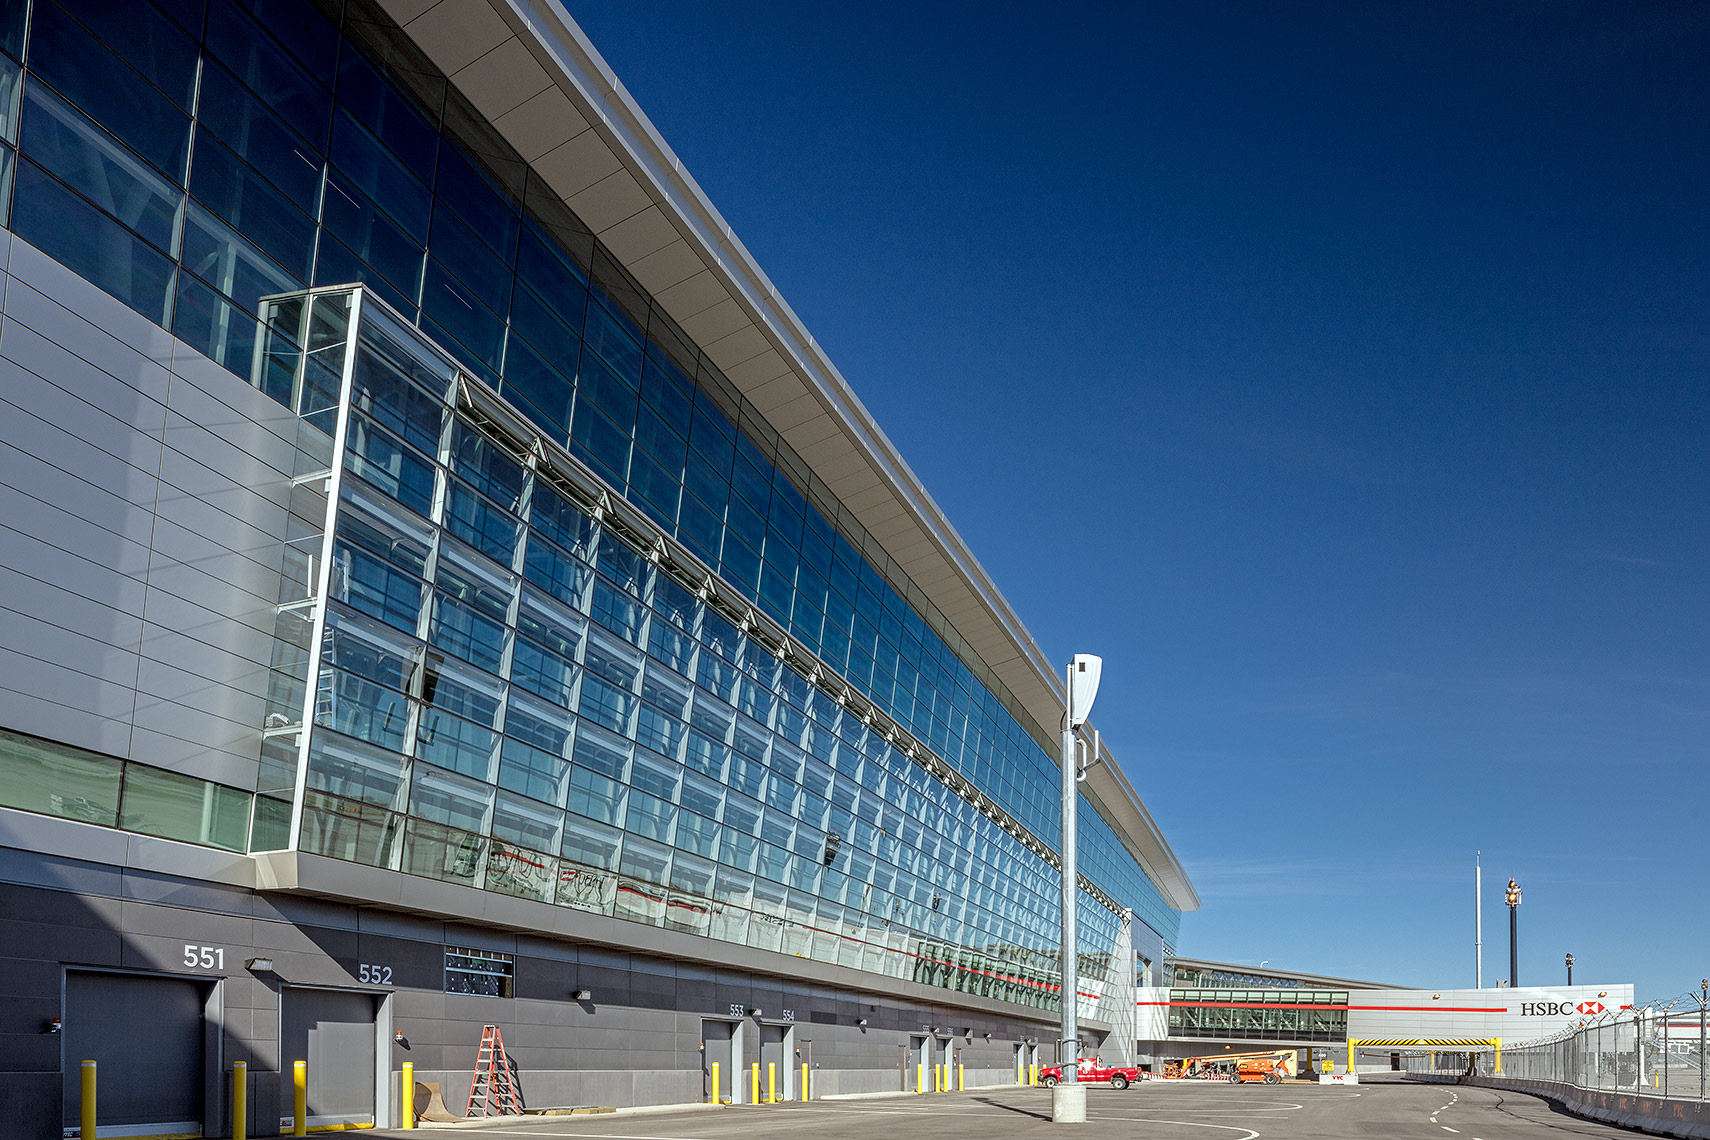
[0,0,1198,1135]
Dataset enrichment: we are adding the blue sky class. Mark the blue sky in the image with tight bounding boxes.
[562,1,1710,1003]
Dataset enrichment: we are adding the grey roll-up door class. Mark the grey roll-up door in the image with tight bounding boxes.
[702,1021,733,1101]
[280,988,377,1126]
[760,1024,787,1099]
[63,971,206,1134]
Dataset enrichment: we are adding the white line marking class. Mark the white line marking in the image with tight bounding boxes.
[1443,1128,1459,1134]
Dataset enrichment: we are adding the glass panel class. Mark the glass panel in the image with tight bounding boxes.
[19,83,183,252]
[0,728,122,826]
[305,729,409,807]
[196,58,323,208]
[118,764,251,851]
[401,817,485,886]
[29,0,191,177]
[330,106,429,240]
[180,202,299,313]
[10,159,176,325]
[298,789,399,866]
[188,131,315,279]
[321,171,423,301]
[204,0,333,147]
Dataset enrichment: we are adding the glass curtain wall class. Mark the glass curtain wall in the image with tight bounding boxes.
[1166,990,1351,1042]
[273,292,1130,1009]
[0,0,1178,955]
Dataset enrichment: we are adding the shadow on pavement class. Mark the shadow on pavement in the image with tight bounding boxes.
[973,1096,1052,1122]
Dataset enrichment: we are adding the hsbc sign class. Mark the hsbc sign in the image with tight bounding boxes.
[1520,1001,1605,1016]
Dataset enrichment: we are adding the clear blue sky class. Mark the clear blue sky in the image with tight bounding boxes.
[563,1,1710,1003]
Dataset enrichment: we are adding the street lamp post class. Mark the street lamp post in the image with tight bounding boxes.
[1505,879,1522,988]
[1054,654,1101,1126]
[1565,953,1574,986]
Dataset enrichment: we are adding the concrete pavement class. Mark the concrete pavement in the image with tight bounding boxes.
[370,1075,1651,1140]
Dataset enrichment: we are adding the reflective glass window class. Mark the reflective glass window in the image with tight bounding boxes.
[19,84,183,253]
[330,106,429,240]
[189,130,315,278]
[204,0,333,147]
[29,0,191,176]
[335,45,438,173]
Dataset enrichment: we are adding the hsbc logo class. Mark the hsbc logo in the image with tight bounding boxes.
[1519,1001,1604,1016]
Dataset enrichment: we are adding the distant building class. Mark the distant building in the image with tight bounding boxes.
[1144,959,1632,1073]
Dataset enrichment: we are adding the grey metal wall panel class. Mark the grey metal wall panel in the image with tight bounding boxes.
[0,413,163,516]
[140,555,281,632]
[145,511,284,596]
[0,641,140,723]
[0,566,146,650]
[0,323,168,453]
[3,241,177,382]
[0,607,144,687]
[136,652,269,707]
[0,687,133,758]
[0,548,148,623]
[0,494,153,584]
[161,384,300,485]
[154,443,291,531]
[0,284,173,411]
[0,454,160,550]
[139,589,278,665]
[126,722,258,788]
[150,482,288,568]
[130,692,261,766]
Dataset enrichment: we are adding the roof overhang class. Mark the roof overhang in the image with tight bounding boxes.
[381,0,1196,913]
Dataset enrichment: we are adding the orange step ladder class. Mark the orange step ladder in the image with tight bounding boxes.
[466,1025,524,1117]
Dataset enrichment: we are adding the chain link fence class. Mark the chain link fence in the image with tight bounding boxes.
[1402,992,1710,1102]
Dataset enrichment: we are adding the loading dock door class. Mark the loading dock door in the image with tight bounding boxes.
[64,971,207,1137]
[907,1035,927,1091]
[760,1024,788,1100]
[702,1021,733,1103]
[281,988,377,1127]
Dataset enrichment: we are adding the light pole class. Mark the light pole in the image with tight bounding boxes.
[1505,878,1521,988]
[1054,653,1101,1126]
[1565,953,1574,986]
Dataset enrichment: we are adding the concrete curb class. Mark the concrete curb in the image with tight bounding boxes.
[417,1103,726,1128]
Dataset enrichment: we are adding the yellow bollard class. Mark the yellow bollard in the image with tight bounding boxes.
[801,1062,809,1101]
[401,1061,413,1130]
[292,1060,307,1137]
[80,1060,96,1140]
[1030,1063,1039,1087]
[767,1062,776,1103]
[958,1063,965,1092]
[711,1061,720,1105]
[233,1061,248,1140]
[916,1062,925,1094]
[751,1062,759,1106]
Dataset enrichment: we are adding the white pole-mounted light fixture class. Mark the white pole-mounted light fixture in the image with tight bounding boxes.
[1056,653,1101,1125]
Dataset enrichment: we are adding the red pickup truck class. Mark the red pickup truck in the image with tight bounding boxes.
[1038,1057,1143,1090]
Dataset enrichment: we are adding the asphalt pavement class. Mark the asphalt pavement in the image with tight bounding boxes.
[371,1075,1648,1140]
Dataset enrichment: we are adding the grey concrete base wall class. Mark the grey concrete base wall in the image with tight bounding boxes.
[1428,1075,1710,1139]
